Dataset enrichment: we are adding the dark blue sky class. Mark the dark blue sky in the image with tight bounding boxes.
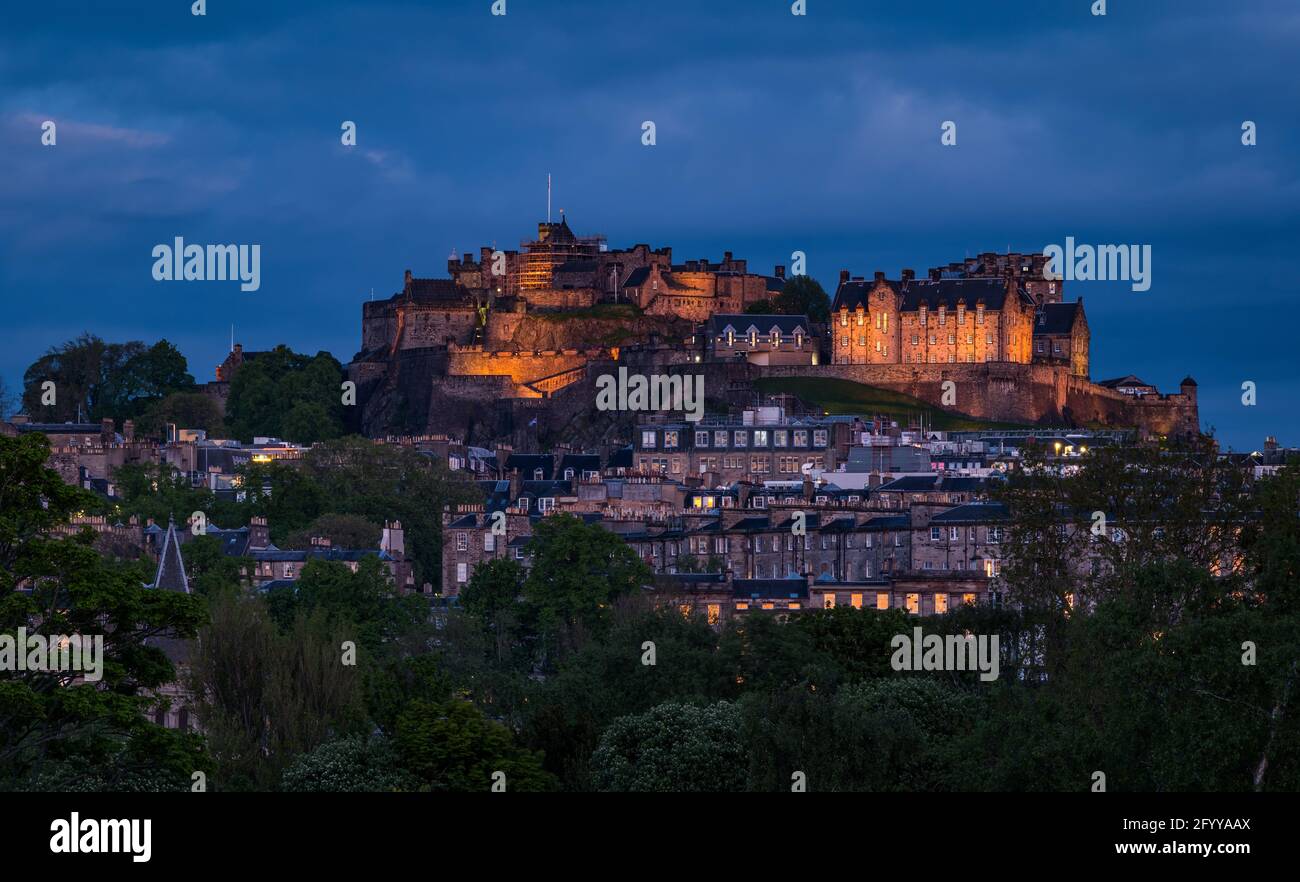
[2,0,1295,450]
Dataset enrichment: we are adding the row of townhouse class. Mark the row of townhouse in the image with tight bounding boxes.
[440,499,1009,617]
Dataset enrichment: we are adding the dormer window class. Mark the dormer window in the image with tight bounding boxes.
[533,468,544,480]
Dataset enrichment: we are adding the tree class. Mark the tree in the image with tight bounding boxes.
[0,434,209,789]
[772,275,831,323]
[521,513,652,660]
[591,701,748,792]
[282,513,382,551]
[293,437,477,589]
[137,391,223,438]
[21,335,194,422]
[0,376,16,421]
[394,699,556,792]
[279,735,418,792]
[225,346,346,442]
[187,594,367,790]
[460,559,526,668]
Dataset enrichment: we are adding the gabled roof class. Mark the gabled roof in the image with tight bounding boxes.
[206,526,252,557]
[507,453,554,480]
[1033,301,1084,335]
[833,277,1026,313]
[1097,375,1153,389]
[707,314,809,336]
[151,518,190,594]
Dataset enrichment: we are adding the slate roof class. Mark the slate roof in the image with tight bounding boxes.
[403,277,469,301]
[707,314,810,336]
[928,502,1010,524]
[1033,301,1083,335]
[559,453,601,474]
[1097,375,1154,389]
[206,526,252,557]
[732,579,809,599]
[507,453,554,480]
[621,266,652,289]
[151,519,190,594]
[833,277,1032,313]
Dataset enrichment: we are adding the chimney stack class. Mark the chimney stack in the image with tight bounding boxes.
[901,268,915,282]
[874,271,886,283]
[774,265,786,280]
[839,269,851,285]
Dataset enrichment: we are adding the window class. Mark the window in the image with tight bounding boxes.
[876,593,890,610]
[988,526,1002,543]
[963,593,977,606]
[950,526,959,540]
[850,593,864,609]
[456,563,468,583]
[774,430,788,447]
[841,335,849,347]
[911,334,919,345]
[733,431,748,448]
[456,532,468,552]
[664,431,678,449]
[753,430,769,447]
[813,430,828,447]
[695,430,709,446]
[641,431,656,449]
[484,533,495,552]
[714,430,729,447]
[931,526,941,541]
[906,593,920,614]
[935,593,949,614]
[794,430,808,447]
[707,604,720,625]
[948,334,955,345]
[823,594,836,609]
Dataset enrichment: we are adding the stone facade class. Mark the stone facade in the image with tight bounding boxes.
[831,271,1036,367]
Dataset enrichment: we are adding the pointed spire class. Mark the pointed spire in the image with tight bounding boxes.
[152,516,191,593]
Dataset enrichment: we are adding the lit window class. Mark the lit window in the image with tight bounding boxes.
[906,593,920,614]
[850,593,863,609]
[876,593,890,610]
[935,593,949,614]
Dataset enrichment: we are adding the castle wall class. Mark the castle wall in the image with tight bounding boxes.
[754,362,1198,438]
[362,301,479,353]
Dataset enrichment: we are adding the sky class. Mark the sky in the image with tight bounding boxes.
[1,0,1296,450]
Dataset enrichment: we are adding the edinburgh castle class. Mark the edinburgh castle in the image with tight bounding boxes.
[346,216,1198,445]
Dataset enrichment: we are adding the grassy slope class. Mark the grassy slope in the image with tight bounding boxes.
[752,376,1032,431]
